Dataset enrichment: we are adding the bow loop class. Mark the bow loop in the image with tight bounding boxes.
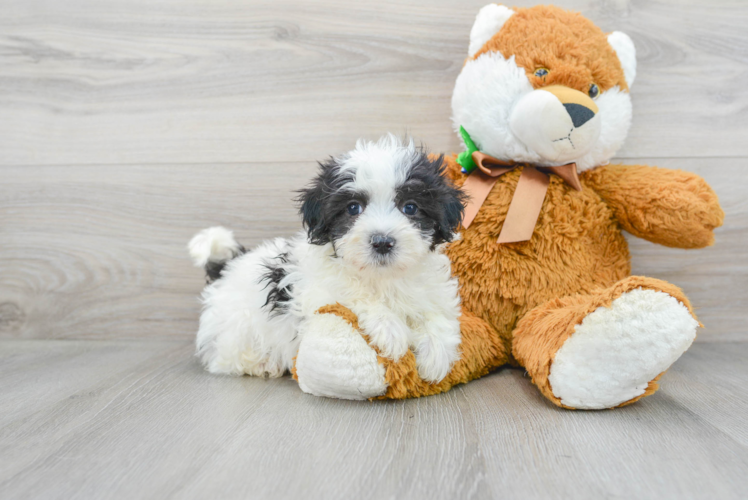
[460,152,581,243]
[473,151,514,176]
[538,165,582,192]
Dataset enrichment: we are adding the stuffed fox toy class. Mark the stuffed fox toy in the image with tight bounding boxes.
[292,4,724,409]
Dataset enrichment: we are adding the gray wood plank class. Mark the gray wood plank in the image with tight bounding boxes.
[0,162,313,341]
[0,339,185,424]
[0,0,746,165]
[660,343,748,447]
[0,340,746,499]
[1,157,744,341]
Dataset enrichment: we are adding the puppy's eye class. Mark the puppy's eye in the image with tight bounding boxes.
[401,203,418,216]
[534,68,549,78]
[347,202,363,216]
[588,83,599,99]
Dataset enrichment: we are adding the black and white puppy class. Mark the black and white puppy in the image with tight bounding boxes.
[188,135,465,389]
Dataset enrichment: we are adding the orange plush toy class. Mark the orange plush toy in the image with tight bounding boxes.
[293,4,724,409]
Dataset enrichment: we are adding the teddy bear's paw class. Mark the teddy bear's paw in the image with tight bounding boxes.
[295,313,387,400]
[359,313,410,361]
[547,288,698,409]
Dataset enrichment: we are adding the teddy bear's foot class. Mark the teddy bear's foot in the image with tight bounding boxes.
[513,276,699,410]
[294,306,387,400]
[548,288,697,409]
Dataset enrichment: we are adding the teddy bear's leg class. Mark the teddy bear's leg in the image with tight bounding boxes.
[293,304,509,400]
[512,276,699,410]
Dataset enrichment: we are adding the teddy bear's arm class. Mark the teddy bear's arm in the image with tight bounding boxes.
[582,164,725,248]
[294,303,510,400]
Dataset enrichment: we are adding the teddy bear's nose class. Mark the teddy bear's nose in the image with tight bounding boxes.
[538,85,599,129]
[563,103,596,128]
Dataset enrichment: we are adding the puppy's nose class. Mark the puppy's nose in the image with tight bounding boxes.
[371,234,396,255]
[563,103,595,128]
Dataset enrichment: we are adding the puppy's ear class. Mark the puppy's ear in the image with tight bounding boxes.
[431,155,467,245]
[433,191,466,245]
[297,159,336,245]
[436,191,466,244]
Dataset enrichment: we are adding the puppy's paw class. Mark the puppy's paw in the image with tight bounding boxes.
[244,357,285,378]
[361,315,410,361]
[414,331,461,384]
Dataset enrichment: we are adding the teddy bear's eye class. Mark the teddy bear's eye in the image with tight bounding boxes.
[534,68,549,78]
[588,83,600,99]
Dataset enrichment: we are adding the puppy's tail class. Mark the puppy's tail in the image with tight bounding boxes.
[188,226,246,283]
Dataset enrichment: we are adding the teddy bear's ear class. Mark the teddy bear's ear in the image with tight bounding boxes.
[607,31,637,88]
[468,4,515,57]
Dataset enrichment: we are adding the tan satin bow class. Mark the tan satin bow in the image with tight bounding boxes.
[461,152,582,243]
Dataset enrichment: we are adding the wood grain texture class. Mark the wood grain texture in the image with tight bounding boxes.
[0,0,747,165]
[1,340,747,500]
[1,1,746,498]
[1,157,744,341]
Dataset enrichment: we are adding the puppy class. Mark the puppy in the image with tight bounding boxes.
[188,135,465,386]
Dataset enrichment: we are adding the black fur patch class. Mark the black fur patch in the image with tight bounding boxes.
[395,153,467,248]
[204,245,246,284]
[259,253,292,314]
[297,158,367,246]
[297,146,465,250]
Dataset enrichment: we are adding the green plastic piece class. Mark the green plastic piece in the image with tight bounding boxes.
[456,125,479,174]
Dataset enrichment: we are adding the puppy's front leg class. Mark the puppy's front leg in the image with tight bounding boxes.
[411,315,461,384]
[357,305,410,361]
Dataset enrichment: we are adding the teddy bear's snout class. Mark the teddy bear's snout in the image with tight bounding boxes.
[509,84,601,163]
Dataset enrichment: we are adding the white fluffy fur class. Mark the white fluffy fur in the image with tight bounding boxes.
[452,39,634,171]
[510,88,602,163]
[468,4,515,57]
[188,226,241,268]
[608,31,637,88]
[194,236,299,377]
[295,313,387,399]
[548,289,698,409]
[192,136,462,388]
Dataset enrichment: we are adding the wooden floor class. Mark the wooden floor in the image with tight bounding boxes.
[0,341,746,499]
[1,0,747,498]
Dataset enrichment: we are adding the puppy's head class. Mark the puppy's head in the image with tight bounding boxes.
[298,135,465,273]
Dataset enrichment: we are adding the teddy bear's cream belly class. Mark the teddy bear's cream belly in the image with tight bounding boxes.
[447,173,630,342]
